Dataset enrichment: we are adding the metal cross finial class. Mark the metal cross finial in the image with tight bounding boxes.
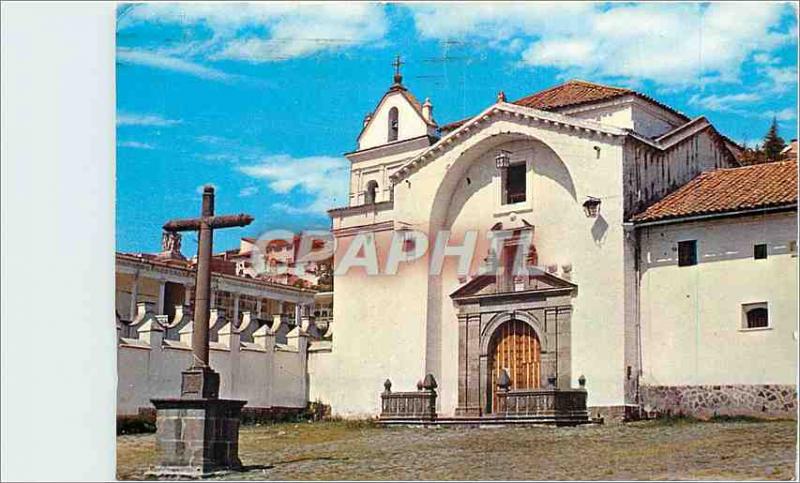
[392,55,404,84]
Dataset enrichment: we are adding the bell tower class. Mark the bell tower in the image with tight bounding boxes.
[344,56,440,207]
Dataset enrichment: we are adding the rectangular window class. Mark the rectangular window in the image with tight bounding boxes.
[677,240,697,267]
[504,163,526,205]
[742,302,769,329]
[754,243,768,260]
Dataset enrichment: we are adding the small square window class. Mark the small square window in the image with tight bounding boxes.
[742,303,769,329]
[503,163,526,205]
[677,240,697,267]
[754,244,768,260]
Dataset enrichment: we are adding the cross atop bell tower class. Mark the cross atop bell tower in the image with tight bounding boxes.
[392,54,404,85]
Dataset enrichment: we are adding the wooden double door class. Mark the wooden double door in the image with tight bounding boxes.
[489,319,541,412]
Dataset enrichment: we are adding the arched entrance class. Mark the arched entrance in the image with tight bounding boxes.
[488,319,541,412]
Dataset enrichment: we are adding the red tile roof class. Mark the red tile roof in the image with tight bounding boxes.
[116,252,317,293]
[440,80,688,132]
[632,161,797,223]
[513,79,630,110]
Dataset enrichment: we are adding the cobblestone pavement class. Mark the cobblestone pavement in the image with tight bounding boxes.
[117,419,797,480]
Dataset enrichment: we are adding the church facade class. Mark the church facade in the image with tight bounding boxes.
[308,74,798,420]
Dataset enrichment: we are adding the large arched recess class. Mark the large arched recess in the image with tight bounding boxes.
[421,124,579,397]
[428,131,577,236]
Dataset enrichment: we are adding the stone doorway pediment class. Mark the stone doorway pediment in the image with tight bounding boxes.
[450,270,577,302]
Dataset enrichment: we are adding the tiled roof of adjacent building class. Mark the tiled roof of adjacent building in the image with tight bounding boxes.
[632,161,798,223]
[115,252,316,293]
[440,79,688,132]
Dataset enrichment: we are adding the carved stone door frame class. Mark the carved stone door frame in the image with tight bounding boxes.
[451,273,576,417]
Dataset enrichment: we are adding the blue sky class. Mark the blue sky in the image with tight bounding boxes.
[117,2,798,255]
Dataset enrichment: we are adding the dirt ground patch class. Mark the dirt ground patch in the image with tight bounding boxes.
[117,419,797,480]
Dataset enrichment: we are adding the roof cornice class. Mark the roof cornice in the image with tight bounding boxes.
[344,134,437,161]
[632,203,797,227]
[115,253,316,295]
[389,102,627,183]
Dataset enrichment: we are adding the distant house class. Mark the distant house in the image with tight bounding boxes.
[781,139,798,162]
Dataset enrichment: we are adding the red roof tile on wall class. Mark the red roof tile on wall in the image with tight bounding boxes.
[513,79,630,110]
[632,161,798,223]
[440,80,687,132]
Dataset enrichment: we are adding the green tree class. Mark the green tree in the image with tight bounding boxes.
[762,117,787,162]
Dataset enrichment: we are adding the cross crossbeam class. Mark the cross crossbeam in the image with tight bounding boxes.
[163,214,253,232]
[163,185,253,398]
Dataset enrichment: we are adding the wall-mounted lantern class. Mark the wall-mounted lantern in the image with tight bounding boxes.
[495,150,511,170]
[583,196,601,217]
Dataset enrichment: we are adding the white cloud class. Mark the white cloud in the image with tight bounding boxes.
[117,112,182,127]
[118,47,234,81]
[409,2,796,87]
[411,2,594,41]
[758,65,799,94]
[688,92,763,113]
[120,3,387,64]
[238,154,349,215]
[761,108,797,122]
[118,141,154,150]
[688,92,796,122]
[239,186,259,198]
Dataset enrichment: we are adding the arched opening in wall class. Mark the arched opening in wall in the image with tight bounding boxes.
[488,319,540,412]
[742,303,769,329]
[388,107,399,142]
[365,180,379,204]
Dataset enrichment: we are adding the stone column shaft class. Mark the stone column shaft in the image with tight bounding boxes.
[191,193,213,369]
[129,271,140,321]
[157,280,166,315]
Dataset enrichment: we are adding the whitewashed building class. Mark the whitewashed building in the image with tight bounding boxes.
[310,74,798,421]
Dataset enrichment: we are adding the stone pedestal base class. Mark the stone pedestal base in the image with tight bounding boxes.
[149,398,246,478]
[181,367,220,399]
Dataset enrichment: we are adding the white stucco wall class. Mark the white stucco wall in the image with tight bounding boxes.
[561,97,682,139]
[568,104,635,131]
[639,212,798,386]
[116,323,309,415]
[623,129,736,218]
[308,228,431,417]
[631,103,678,139]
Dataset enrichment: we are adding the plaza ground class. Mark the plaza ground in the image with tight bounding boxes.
[117,419,797,480]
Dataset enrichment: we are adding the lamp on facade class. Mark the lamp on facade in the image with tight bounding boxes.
[495,150,511,170]
[582,196,601,217]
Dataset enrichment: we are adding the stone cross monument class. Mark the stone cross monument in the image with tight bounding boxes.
[150,185,253,477]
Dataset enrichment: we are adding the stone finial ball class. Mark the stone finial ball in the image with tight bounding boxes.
[383,379,392,392]
[497,369,511,389]
[422,373,438,390]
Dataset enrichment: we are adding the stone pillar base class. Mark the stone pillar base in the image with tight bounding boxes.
[149,398,246,478]
[181,367,220,399]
